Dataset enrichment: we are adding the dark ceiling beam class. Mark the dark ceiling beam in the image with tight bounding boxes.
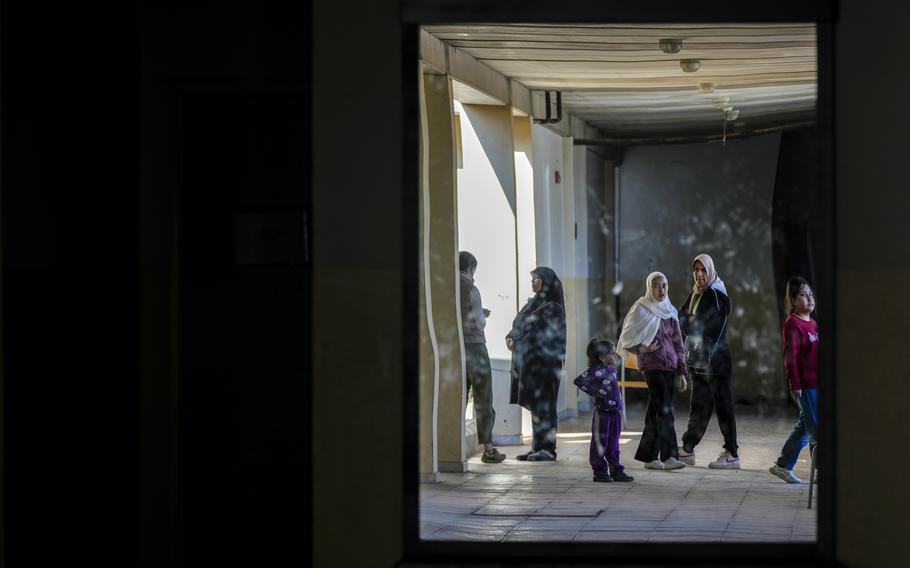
[402,0,836,24]
[574,119,815,147]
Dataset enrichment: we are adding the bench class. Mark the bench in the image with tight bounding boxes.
[618,354,648,421]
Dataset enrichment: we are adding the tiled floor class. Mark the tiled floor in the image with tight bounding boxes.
[421,402,817,542]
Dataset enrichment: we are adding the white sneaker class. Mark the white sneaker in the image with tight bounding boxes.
[769,463,802,483]
[708,450,741,470]
[644,459,664,470]
[678,449,696,466]
[662,457,686,470]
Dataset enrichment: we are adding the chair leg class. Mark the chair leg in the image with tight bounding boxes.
[621,365,627,424]
[807,444,817,509]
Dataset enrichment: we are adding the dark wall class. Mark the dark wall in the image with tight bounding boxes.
[617,134,787,401]
[1,4,140,564]
[141,6,313,566]
[584,149,611,338]
[4,1,910,567]
[772,128,822,316]
[177,90,310,566]
[2,3,312,566]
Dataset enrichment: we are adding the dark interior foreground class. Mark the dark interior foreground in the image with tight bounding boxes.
[2,1,909,566]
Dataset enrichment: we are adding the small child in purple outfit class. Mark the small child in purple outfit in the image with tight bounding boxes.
[574,338,635,483]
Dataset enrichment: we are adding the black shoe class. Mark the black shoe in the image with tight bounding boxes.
[515,450,534,461]
[593,472,613,483]
[611,471,635,482]
[481,448,506,463]
[526,449,556,461]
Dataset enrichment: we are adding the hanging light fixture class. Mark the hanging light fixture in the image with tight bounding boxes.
[712,97,731,109]
[659,38,683,53]
[720,106,740,146]
[680,59,701,72]
[722,111,728,146]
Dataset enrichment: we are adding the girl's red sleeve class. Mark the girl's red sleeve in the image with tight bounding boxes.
[782,320,802,391]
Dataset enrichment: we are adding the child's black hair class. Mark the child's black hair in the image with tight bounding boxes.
[586,337,616,368]
[785,276,814,315]
[459,251,478,273]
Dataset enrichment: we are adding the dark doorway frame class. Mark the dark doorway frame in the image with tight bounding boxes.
[401,1,836,564]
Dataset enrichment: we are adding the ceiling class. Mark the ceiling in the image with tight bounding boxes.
[423,23,817,141]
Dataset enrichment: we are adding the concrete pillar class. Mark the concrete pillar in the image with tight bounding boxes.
[531,124,562,272]
[455,102,520,446]
[424,72,467,473]
[559,137,579,419]
[514,115,537,296]
[508,114,536,445]
[572,147,590,414]
[418,65,440,483]
[530,125,573,421]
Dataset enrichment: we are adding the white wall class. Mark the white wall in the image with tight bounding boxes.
[510,115,537,444]
[530,125,579,417]
[455,102,518,362]
[455,102,524,444]
[531,125,563,273]
[514,116,537,306]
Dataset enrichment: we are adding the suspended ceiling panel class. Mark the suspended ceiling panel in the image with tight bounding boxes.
[423,23,817,139]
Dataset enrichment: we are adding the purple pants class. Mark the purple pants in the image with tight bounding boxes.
[590,408,625,476]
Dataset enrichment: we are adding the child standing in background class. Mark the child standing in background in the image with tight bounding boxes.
[769,276,819,483]
[574,338,634,483]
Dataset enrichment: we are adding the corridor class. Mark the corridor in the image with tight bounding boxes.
[421,402,817,542]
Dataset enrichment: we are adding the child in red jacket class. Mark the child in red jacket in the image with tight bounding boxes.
[769,276,819,483]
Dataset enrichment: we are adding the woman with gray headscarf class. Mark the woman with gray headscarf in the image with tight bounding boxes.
[677,253,740,469]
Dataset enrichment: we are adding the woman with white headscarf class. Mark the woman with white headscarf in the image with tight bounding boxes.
[618,272,689,470]
[677,254,740,469]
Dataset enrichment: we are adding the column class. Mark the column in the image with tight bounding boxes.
[424,72,467,473]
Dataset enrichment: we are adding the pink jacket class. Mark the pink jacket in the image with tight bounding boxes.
[631,317,689,376]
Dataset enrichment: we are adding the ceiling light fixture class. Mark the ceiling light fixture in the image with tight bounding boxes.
[679,59,701,73]
[697,82,717,93]
[659,38,683,54]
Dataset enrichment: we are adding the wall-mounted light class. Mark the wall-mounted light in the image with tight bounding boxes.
[659,38,683,53]
[697,82,717,93]
[679,59,701,72]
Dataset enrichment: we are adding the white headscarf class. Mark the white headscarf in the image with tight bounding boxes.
[692,253,727,296]
[617,271,678,358]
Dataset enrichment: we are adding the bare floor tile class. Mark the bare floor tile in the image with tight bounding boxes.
[420,405,818,544]
[503,529,580,542]
[574,530,651,542]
